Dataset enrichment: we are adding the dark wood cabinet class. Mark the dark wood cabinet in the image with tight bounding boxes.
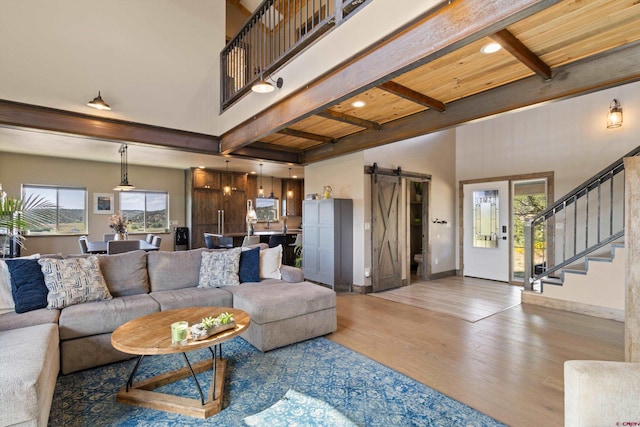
[281,179,303,217]
[193,169,220,190]
[191,188,222,248]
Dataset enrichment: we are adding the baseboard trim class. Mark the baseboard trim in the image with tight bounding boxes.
[351,284,372,294]
[521,290,625,322]
[430,270,457,280]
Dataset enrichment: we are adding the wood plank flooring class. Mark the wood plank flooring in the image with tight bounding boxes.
[369,276,521,322]
[328,278,624,427]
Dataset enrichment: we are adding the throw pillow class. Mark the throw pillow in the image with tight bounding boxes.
[260,245,282,280]
[239,247,261,283]
[38,256,113,309]
[198,247,242,288]
[0,260,15,314]
[5,258,48,313]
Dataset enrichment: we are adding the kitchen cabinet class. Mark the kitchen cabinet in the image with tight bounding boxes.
[193,169,220,189]
[281,179,303,217]
[302,198,352,291]
[189,168,248,248]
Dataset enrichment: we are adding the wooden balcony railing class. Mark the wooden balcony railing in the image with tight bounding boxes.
[221,0,370,110]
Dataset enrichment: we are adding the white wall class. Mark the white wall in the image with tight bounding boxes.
[0,152,186,256]
[0,0,224,135]
[304,152,366,286]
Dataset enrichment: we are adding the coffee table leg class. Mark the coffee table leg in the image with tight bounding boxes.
[182,352,206,405]
[126,355,145,392]
[207,345,218,401]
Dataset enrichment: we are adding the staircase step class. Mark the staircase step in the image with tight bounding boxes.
[541,277,563,287]
[563,262,587,275]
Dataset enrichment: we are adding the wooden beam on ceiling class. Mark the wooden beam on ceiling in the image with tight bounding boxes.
[0,99,220,155]
[228,141,302,164]
[316,110,382,130]
[302,41,640,163]
[490,29,552,80]
[277,127,335,144]
[220,0,560,154]
[378,81,446,112]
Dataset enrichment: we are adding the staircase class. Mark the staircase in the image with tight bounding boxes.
[522,147,640,319]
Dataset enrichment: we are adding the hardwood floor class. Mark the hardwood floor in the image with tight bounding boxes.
[328,279,624,427]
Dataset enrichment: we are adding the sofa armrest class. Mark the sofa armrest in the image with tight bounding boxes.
[564,360,640,427]
[280,265,304,283]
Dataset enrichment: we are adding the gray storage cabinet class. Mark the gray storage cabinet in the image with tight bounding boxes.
[302,198,353,291]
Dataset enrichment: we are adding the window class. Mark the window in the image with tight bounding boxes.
[119,191,168,233]
[22,185,87,234]
[255,197,279,222]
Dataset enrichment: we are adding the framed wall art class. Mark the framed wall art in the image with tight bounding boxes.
[94,193,114,214]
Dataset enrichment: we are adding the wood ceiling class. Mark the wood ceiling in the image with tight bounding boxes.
[221,0,640,164]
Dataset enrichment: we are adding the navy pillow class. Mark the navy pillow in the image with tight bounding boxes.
[5,258,48,313]
[239,247,261,283]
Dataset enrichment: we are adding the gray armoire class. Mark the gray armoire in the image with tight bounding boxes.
[302,198,353,291]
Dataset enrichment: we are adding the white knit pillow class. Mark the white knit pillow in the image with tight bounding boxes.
[260,245,282,280]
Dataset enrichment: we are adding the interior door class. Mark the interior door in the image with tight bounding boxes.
[372,174,401,292]
[463,181,510,282]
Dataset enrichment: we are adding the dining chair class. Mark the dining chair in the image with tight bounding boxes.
[241,236,260,247]
[107,240,141,255]
[78,236,89,254]
[103,233,115,242]
[151,236,162,248]
[268,235,288,265]
[290,233,302,247]
[145,234,155,244]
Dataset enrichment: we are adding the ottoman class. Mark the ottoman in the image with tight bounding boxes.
[228,280,336,351]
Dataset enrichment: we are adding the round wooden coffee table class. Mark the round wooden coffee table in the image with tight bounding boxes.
[111,307,250,419]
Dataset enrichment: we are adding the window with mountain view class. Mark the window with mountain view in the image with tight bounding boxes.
[119,191,168,233]
[22,185,87,234]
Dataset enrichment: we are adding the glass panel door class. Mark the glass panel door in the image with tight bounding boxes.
[512,179,547,282]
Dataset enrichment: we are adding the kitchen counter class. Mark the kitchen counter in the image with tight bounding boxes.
[207,229,301,238]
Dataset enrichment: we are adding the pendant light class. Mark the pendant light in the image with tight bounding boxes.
[269,176,277,199]
[258,163,264,197]
[287,168,293,197]
[113,144,135,191]
[223,160,232,196]
[87,91,111,110]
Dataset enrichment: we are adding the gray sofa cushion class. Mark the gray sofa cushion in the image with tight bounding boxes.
[58,294,159,340]
[228,281,336,324]
[99,250,149,296]
[150,287,233,311]
[280,265,304,283]
[0,323,59,426]
[0,308,60,332]
[147,248,206,291]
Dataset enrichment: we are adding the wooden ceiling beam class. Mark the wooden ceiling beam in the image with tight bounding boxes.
[378,81,446,112]
[229,141,302,164]
[0,99,220,155]
[277,127,335,144]
[221,0,559,154]
[490,29,552,80]
[302,41,640,163]
[316,110,382,130]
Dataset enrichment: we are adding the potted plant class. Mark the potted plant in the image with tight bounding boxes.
[108,211,130,240]
[190,312,236,341]
[414,182,423,202]
[0,188,55,257]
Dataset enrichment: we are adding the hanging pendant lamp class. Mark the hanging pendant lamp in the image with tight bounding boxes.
[223,160,232,196]
[113,144,135,191]
[87,91,111,110]
[258,163,265,197]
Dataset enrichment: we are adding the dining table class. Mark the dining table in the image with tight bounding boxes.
[85,240,160,254]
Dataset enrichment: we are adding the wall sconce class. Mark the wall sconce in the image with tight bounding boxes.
[87,91,111,110]
[607,99,623,129]
[252,76,283,94]
[223,160,232,196]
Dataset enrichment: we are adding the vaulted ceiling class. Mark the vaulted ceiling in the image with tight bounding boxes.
[2,0,639,172]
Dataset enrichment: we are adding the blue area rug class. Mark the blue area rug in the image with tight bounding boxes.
[49,337,505,426]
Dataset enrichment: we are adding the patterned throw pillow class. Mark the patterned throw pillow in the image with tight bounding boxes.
[38,256,113,309]
[198,247,242,288]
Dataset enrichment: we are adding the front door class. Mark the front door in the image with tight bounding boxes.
[372,174,401,291]
[463,181,510,282]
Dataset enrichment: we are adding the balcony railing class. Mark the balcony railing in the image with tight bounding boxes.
[221,0,370,110]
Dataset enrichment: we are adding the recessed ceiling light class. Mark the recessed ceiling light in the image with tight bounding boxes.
[481,42,502,54]
[198,165,205,169]
[292,175,298,179]
[351,100,366,108]
[250,171,256,174]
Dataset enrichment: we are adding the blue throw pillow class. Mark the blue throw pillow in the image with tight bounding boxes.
[5,258,49,313]
[239,247,261,283]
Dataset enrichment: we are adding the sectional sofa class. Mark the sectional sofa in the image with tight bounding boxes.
[0,245,336,426]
